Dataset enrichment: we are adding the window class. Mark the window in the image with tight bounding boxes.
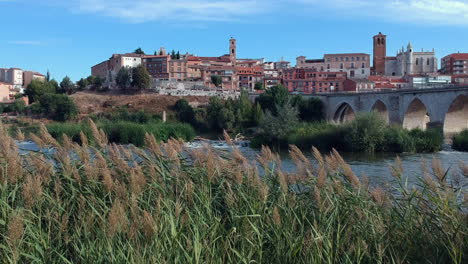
[351,57,355,61]
[351,63,355,68]
[357,57,360,61]
[327,64,330,69]
[427,58,430,65]
[361,69,365,74]
[416,58,419,65]
[362,63,365,68]
[335,57,338,62]
[346,57,349,61]
[340,63,344,69]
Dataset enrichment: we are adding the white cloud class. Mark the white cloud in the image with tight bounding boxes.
[296,0,468,25]
[75,0,272,23]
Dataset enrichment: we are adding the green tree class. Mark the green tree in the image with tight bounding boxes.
[37,94,77,121]
[59,76,75,94]
[77,78,88,90]
[211,75,222,88]
[176,51,180,60]
[290,95,324,122]
[252,103,263,126]
[254,82,264,90]
[131,65,151,90]
[116,67,132,90]
[46,70,50,82]
[207,97,223,131]
[259,102,299,148]
[174,99,196,125]
[256,84,289,114]
[134,47,145,55]
[25,79,56,103]
[10,99,26,114]
[171,50,176,59]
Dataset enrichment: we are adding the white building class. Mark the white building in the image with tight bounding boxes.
[385,43,438,76]
[408,74,452,89]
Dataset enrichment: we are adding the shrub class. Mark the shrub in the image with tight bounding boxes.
[46,122,92,144]
[343,113,386,153]
[37,93,78,121]
[408,128,443,153]
[452,129,468,152]
[380,126,415,153]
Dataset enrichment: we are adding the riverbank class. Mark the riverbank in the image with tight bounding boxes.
[1,124,466,263]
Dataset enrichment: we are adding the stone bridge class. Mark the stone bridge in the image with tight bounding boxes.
[311,87,468,135]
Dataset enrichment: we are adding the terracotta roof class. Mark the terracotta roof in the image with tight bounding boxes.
[444,53,468,60]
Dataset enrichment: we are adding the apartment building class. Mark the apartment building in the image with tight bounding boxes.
[283,68,347,94]
[296,53,371,78]
[441,53,468,75]
[236,66,264,92]
[23,71,46,87]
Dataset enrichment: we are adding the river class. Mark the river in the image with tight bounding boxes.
[187,140,468,189]
[17,140,468,190]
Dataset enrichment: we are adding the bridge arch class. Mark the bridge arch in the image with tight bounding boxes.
[403,98,431,130]
[371,100,389,123]
[333,102,356,123]
[443,95,468,135]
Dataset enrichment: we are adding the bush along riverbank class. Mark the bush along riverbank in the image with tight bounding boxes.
[252,112,444,153]
[14,118,195,147]
[0,125,466,263]
[453,129,468,152]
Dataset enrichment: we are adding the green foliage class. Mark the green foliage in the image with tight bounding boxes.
[174,99,196,125]
[290,95,324,122]
[59,76,75,94]
[380,126,415,153]
[25,79,56,103]
[134,47,145,55]
[283,122,346,151]
[77,78,88,90]
[256,84,289,114]
[344,113,387,153]
[46,122,92,144]
[86,75,104,90]
[10,99,26,114]
[36,94,78,121]
[116,67,132,90]
[452,129,468,152]
[211,75,222,87]
[131,65,151,90]
[254,81,264,90]
[258,103,299,148]
[101,121,195,146]
[409,128,444,153]
[92,109,160,124]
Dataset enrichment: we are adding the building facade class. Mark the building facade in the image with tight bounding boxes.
[296,53,370,78]
[236,66,264,92]
[0,82,12,102]
[283,68,347,94]
[373,32,387,75]
[23,71,46,88]
[441,53,468,75]
[385,43,438,76]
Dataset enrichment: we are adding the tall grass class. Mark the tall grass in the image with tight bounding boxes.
[453,129,468,152]
[1,123,466,263]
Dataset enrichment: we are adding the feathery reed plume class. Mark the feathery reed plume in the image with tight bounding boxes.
[15,128,25,141]
[79,131,88,146]
[101,167,114,192]
[29,133,45,149]
[39,123,59,147]
[225,182,236,208]
[277,170,288,193]
[289,145,313,178]
[88,118,107,148]
[0,128,23,183]
[7,212,24,244]
[370,188,387,207]
[257,146,273,170]
[312,147,324,167]
[421,159,437,191]
[390,156,403,179]
[185,179,194,203]
[272,207,281,226]
[313,186,322,207]
[141,210,156,238]
[342,162,360,188]
[317,166,327,188]
[431,157,446,184]
[61,134,74,150]
[325,154,339,173]
[259,182,269,203]
[130,163,146,195]
[223,130,233,146]
[22,175,43,207]
[144,133,163,157]
[107,200,128,238]
[94,151,107,169]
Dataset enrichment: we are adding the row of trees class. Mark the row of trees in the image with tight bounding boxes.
[115,65,151,91]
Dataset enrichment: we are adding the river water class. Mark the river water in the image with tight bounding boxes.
[17,140,468,190]
[186,140,468,189]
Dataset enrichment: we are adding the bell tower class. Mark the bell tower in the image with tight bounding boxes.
[229,37,236,66]
[373,32,387,75]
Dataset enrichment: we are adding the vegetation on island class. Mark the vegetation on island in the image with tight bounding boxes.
[453,129,468,152]
[0,124,466,263]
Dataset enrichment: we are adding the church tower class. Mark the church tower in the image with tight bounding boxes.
[229,37,237,66]
[373,32,387,75]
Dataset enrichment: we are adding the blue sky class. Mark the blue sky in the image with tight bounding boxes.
[1,0,468,81]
